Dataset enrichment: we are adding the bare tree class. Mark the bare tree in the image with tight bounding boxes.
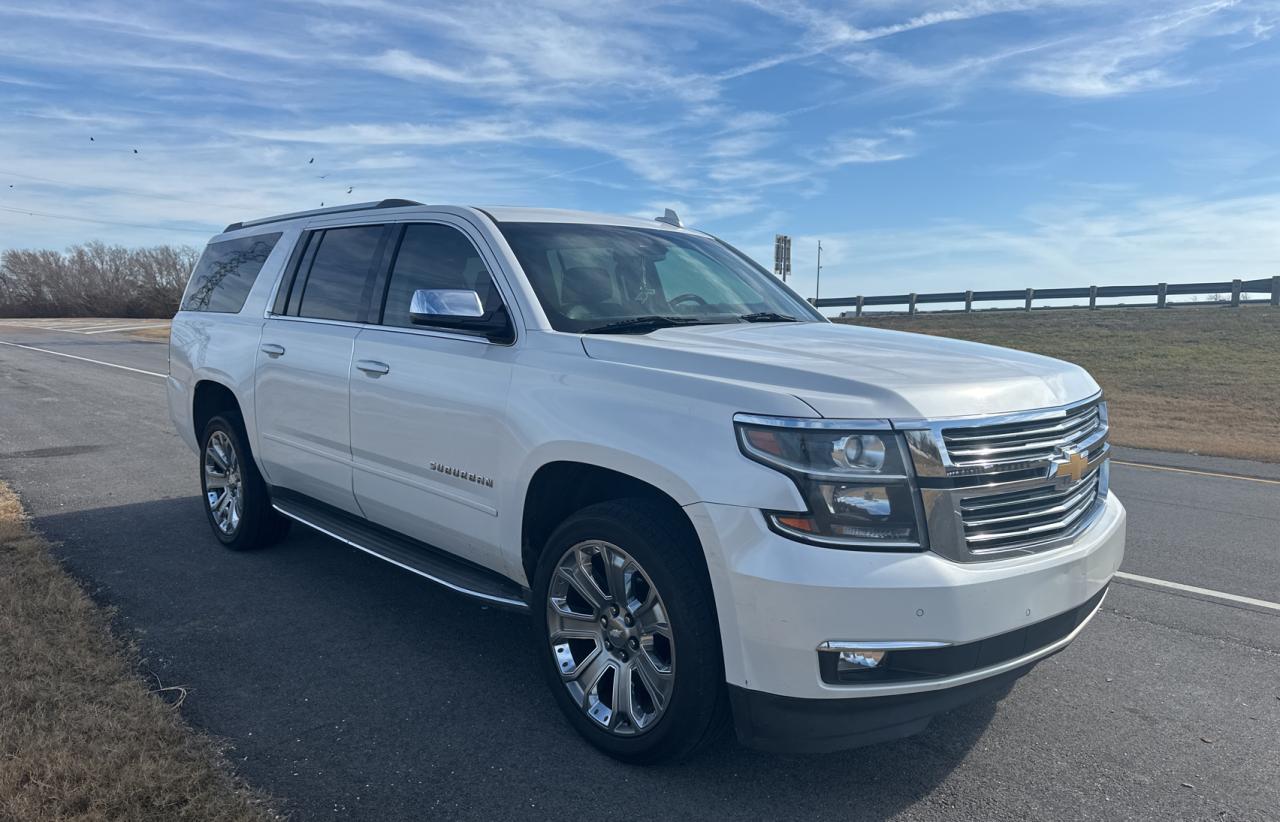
[0,242,199,318]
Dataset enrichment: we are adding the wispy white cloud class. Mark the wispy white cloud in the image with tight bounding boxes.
[724,0,1088,81]
[236,120,531,147]
[363,49,520,87]
[1016,0,1253,97]
[821,130,916,165]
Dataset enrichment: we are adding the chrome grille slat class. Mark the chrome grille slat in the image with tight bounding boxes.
[966,495,1098,550]
[958,470,1099,514]
[945,419,1100,458]
[947,404,1105,460]
[963,475,1099,531]
[942,409,1099,445]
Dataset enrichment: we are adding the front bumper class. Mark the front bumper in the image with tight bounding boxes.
[729,586,1107,752]
[728,661,1033,754]
[684,492,1125,747]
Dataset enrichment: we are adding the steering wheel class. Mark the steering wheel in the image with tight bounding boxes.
[669,292,710,310]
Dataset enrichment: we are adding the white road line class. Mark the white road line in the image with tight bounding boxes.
[82,323,170,335]
[1112,460,1280,486]
[0,321,79,330]
[71,324,134,332]
[0,340,165,378]
[1114,571,1280,612]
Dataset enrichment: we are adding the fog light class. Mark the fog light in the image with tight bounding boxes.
[837,649,886,670]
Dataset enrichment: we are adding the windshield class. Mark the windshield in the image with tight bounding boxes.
[496,222,823,333]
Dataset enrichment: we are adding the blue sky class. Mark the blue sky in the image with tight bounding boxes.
[1,0,1278,302]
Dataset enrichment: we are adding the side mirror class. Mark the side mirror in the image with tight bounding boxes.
[407,288,514,344]
[409,289,484,322]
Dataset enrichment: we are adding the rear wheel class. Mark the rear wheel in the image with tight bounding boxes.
[199,414,289,550]
[533,499,728,764]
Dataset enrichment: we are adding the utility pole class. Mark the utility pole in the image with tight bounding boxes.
[814,240,823,304]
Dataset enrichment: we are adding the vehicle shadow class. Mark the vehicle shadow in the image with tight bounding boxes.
[37,495,1005,821]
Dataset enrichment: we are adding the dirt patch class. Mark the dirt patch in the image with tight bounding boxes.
[840,306,1280,463]
[0,483,279,821]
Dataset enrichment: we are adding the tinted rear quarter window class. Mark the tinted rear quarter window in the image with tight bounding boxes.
[297,225,385,322]
[182,233,282,313]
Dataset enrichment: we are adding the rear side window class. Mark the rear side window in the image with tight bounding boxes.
[296,225,385,322]
[181,233,282,313]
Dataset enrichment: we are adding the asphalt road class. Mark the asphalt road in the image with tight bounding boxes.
[1,323,1277,822]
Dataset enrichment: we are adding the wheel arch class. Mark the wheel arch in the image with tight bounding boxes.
[519,459,704,587]
[192,379,244,438]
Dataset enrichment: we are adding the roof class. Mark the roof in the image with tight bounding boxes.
[477,206,685,229]
[220,201,690,236]
[223,198,422,232]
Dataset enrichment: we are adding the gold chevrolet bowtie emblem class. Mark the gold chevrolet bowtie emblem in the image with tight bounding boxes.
[1052,450,1089,485]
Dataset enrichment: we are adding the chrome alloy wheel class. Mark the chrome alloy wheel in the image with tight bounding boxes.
[203,430,243,535]
[547,540,675,735]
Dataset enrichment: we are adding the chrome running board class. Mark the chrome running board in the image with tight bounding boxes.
[271,491,529,612]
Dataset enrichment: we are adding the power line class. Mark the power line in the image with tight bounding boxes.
[0,204,214,234]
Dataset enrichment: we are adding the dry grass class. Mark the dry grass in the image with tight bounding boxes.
[840,306,1280,463]
[0,483,279,822]
[123,325,172,342]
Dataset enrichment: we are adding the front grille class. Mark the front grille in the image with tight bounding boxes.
[960,468,1103,553]
[911,395,1112,561]
[942,399,1104,472]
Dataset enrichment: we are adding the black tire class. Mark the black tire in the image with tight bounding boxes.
[532,498,729,764]
[199,414,290,551]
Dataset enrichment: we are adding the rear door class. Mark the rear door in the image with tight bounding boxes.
[254,223,391,513]
[349,220,517,570]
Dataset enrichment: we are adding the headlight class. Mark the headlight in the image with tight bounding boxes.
[735,416,928,550]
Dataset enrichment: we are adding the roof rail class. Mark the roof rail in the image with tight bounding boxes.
[223,198,423,233]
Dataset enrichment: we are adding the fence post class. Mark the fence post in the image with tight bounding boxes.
[1157,282,1167,308]
[1231,279,1242,307]
[1271,276,1279,307]
[1024,288,1034,312]
[1089,286,1098,310]
[908,293,917,316]
[855,296,864,317]
[964,290,973,313]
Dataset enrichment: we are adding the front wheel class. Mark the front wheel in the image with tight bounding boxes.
[199,414,289,550]
[533,499,728,764]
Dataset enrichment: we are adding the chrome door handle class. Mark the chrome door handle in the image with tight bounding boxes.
[260,343,285,357]
[356,359,390,376]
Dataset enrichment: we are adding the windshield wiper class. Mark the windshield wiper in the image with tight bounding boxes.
[738,311,800,323]
[581,316,711,335]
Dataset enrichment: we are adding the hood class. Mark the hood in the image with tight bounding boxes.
[580,322,1099,420]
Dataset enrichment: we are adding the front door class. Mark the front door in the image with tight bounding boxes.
[349,221,516,570]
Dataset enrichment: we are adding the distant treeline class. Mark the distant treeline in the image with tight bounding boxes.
[0,242,197,318]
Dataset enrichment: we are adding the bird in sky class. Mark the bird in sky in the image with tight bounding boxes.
[308,157,314,164]
[346,186,353,194]
[89,136,94,141]
[132,149,138,154]
[317,174,329,179]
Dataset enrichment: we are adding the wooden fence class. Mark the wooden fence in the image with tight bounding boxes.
[816,276,1280,316]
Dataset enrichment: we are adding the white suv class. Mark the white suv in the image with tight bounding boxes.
[168,199,1125,763]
